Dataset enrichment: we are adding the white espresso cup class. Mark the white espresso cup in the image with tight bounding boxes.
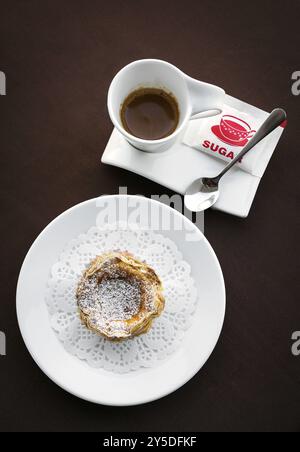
[107,59,225,153]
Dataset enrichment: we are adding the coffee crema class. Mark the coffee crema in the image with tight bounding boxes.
[120,87,179,140]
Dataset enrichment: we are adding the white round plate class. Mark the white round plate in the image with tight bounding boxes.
[17,195,225,406]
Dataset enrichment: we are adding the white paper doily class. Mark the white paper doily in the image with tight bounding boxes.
[45,223,198,373]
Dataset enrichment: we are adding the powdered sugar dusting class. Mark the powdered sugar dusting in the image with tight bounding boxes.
[77,254,160,337]
[83,276,141,321]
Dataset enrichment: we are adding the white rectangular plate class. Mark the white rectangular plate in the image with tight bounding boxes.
[101,95,284,217]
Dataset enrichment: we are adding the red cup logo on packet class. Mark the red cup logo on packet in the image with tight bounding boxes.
[211,115,256,147]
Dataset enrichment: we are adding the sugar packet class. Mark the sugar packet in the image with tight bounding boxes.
[183,105,286,176]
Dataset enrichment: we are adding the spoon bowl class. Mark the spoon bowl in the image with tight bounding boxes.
[184,178,220,212]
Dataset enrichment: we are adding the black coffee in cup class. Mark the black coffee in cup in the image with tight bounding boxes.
[120,88,179,140]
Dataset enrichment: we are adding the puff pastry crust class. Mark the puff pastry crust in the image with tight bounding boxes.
[76,251,165,340]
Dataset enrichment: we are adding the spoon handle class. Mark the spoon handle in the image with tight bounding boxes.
[212,108,287,183]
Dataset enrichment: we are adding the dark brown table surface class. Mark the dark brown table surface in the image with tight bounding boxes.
[0,0,299,432]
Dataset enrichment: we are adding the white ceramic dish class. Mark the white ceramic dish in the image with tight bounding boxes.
[102,95,284,217]
[16,195,225,406]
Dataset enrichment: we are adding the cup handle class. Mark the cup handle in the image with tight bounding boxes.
[248,130,256,138]
[190,109,222,120]
[185,75,225,120]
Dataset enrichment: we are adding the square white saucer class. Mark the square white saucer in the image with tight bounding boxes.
[101,95,284,217]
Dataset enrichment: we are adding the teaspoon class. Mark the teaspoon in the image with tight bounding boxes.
[184,108,287,212]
